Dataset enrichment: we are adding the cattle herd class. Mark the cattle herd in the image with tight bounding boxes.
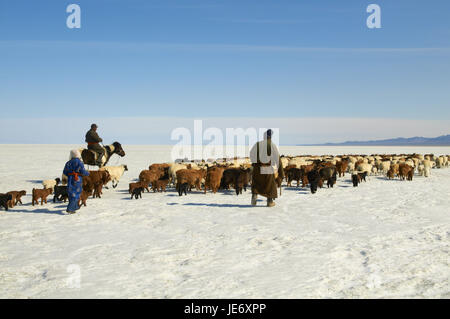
[0,153,449,211]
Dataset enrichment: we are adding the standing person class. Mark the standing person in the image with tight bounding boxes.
[85,123,105,167]
[249,129,284,207]
[63,150,89,214]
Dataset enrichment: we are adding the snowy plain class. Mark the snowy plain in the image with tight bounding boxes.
[0,144,449,298]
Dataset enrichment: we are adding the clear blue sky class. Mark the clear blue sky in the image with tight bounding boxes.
[0,0,449,143]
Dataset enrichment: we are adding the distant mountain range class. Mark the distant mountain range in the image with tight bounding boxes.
[301,134,450,146]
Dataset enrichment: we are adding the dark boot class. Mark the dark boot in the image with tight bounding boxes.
[267,198,275,207]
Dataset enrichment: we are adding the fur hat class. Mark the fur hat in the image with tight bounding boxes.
[70,149,81,160]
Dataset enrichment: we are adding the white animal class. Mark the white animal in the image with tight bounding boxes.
[417,164,425,176]
[42,178,60,191]
[379,161,391,176]
[371,166,378,176]
[356,163,373,175]
[168,162,201,185]
[99,164,128,188]
[422,159,432,177]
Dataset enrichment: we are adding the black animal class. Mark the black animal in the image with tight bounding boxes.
[352,174,360,187]
[53,185,68,202]
[220,168,250,195]
[286,168,302,187]
[319,166,337,188]
[235,168,250,195]
[307,170,321,194]
[358,172,368,182]
[0,193,13,211]
[178,182,189,196]
[131,187,144,199]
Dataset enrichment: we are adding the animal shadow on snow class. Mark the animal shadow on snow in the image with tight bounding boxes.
[12,207,66,215]
[183,202,254,208]
[26,180,43,184]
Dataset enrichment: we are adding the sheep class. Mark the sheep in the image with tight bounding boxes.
[371,166,378,176]
[42,178,61,191]
[356,163,373,176]
[168,162,203,185]
[436,156,444,168]
[379,161,391,176]
[417,164,425,176]
[422,159,432,177]
[347,162,356,174]
[99,164,128,188]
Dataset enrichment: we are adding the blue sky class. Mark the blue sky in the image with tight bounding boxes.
[0,0,449,143]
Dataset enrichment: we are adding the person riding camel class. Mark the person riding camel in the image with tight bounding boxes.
[85,124,105,167]
[249,129,284,207]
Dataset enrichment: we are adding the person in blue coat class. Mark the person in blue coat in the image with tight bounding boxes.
[63,149,89,214]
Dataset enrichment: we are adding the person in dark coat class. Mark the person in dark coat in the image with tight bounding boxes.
[249,129,284,207]
[85,123,105,167]
[63,150,89,214]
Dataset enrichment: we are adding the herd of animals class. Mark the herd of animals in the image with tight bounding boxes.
[1,152,449,211]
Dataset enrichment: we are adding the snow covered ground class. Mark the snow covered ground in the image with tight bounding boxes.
[0,144,449,298]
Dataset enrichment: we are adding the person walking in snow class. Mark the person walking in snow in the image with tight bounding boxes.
[63,149,89,214]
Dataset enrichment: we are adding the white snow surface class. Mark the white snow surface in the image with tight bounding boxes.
[0,144,449,298]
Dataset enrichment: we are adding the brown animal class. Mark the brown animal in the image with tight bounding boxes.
[387,164,399,180]
[78,189,92,207]
[176,168,206,193]
[149,163,170,172]
[335,159,349,177]
[139,170,164,191]
[221,168,250,195]
[85,170,111,198]
[204,166,225,194]
[407,168,414,181]
[398,163,413,181]
[6,190,26,208]
[300,164,315,187]
[283,164,297,182]
[129,181,150,194]
[32,188,52,206]
[286,167,302,187]
[153,179,169,192]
